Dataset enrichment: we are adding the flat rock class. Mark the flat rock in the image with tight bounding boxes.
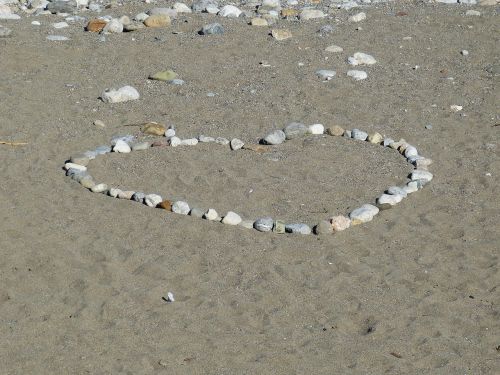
[326,125,345,136]
[349,204,379,225]
[387,186,408,198]
[285,223,311,235]
[316,69,336,81]
[141,122,165,135]
[308,124,324,135]
[113,140,131,153]
[411,170,433,182]
[218,5,241,17]
[347,70,368,80]
[351,128,368,141]
[101,86,140,103]
[200,22,224,35]
[271,29,292,41]
[273,220,286,234]
[149,70,177,81]
[91,183,108,193]
[348,52,377,66]
[132,142,151,151]
[254,217,274,232]
[46,35,69,41]
[230,138,244,150]
[325,45,343,53]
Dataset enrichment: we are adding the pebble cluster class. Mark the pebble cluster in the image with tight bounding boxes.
[64,121,433,236]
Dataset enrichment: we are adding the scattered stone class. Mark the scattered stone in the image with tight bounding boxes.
[86,18,107,32]
[284,122,308,140]
[165,128,176,138]
[300,9,326,20]
[425,124,433,130]
[91,183,108,193]
[281,9,299,18]
[200,22,224,35]
[325,45,343,53]
[218,5,241,18]
[94,119,106,128]
[172,201,190,215]
[262,130,286,145]
[348,52,377,66]
[414,158,433,169]
[222,211,242,225]
[240,220,255,229]
[113,140,131,153]
[271,29,292,41]
[450,104,463,112]
[204,208,218,221]
[158,200,172,210]
[349,204,379,225]
[149,70,177,81]
[144,14,171,28]
[308,124,324,135]
[326,125,345,136]
[109,188,123,198]
[316,70,336,81]
[330,216,351,232]
[285,223,311,235]
[166,291,175,302]
[410,170,433,182]
[351,128,368,141]
[347,70,368,81]
[198,135,215,143]
[314,220,333,235]
[273,220,286,234]
[46,1,74,14]
[348,12,366,23]
[461,50,469,56]
[101,86,140,104]
[46,35,69,41]
[80,175,95,189]
[343,130,352,138]
[367,132,383,144]
[141,122,165,136]
[254,217,274,232]
[404,145,418,158]
[230,138,244,150]
[145,194,162,207]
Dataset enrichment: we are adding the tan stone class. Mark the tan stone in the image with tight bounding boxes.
[251,17,268,26]
[367,132,383,144]
[158,200,172,211]
[86,19,107,32]
[144,14,171,28]
[281,9,299,18]
[330,216,351,232]
[118,190,135,200]
[141,122,166,136]
[271,29,292,41]
[326,125,345,137]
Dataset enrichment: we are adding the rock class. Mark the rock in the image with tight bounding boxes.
[173,2,192,13]
[403,180,421,194]
[404,145,418,158]
[80,175,95,189]
[285,223,311,235]
[387,186,408,198]
[132,142,151,151]
[239,220,255,229]
[262,130,286,145]
[198,135,215,143]
[314,220,333,235]
[367,132,383,144]
[203,208,218,221]
[141,122,165,136]
[461,50,469,57]
[383,138,394,147]
[158,200,172,210]
[124,22,145,32]
[113,140,131,153]
[180,138,198,146]
[91,183,108,193]
[46,35,69,41]
[103,19,123,33]
[308,124,324,135]
[215,137,229,145]
[101,86,140,103]
[377,193,403,209]
[414,158,433,169]
[218,5,241,17]
[0,26,12,37]
[318,25,335,35]
[172,201,190,215]
[222,211,242,225]
[350,204,379,225]
[465,9,481,15]
[410,170,433,182]
[86,18,107,32]
[326,125,345,136]
[144,14,171,28]
[316,70,336,81]
[165,128,176,138]
[271,29,292,41]
[330,216,351,231]
[300,9,326,20]
[200,22,224,35]
[251,17,268,26]
[348,12,366,22]
[230,138,244,150]
[273,220,286,234]
[118,190,135,200]
[66,168,87,182]
[325,45,343,53]
[94,119,106,128]
[254,217,274,232]
[351,129,368,141]
[145,194,163,207]
[348,52,377,66]
[46,1,75,14]
[284,122,308,140]
[64,162,87,172]
[343,130,352,138]
[347,70,368,81]
[281,8,299,18]
[53,21,69,29]
[134,12,149,22]
[148,7,177,19]
[450,105,463,112]
[189,207,204,217]
[108,188,123,198]
[149,70,177,81]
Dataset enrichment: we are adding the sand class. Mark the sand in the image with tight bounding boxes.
[0,2,499,374]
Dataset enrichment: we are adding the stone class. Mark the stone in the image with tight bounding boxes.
[113,140,131,153]
[326,125,345,136]
[318,25,335,35]
[198,135,215,143]
[53,21,69,29]
[70,154,90,166]
[64,162,87,172]
[262,130,286,145]
[348,52,377,66]
[411,170,433,182]
[145,194,163,207]
[189,207,204,217]
[251,17,268,26]
[367,132,383,144]
[387,186,408,198]
[450,105,463,112]
[308,124,324,135]
[325,45,343,53]
[94,120,106,128]
[230,138,244,150]
[46,35,69,41]
[222,211,242,225]
[281,9,299,18]
[414,158,433,169]
[300,9,326,20]
[254,217,274,232]
[461,50,469,57]
[349,204,379,225]
[351,129,368,141]
[101,86,140,103]
[172,201,190,215]
[111,135,135,146]
[215,137,229,145]
[46,1,74,14]
[91,183,108,193]
[404,145,418,158]
[83,150,97,160]
[271,29,292,41]
[109,188,123,198]
[103,19,123,33]
[124,22,145,32]
[165,128,176,138]
[348,12,366,22]
[343,130,352,138]
[330,216,351,232]
[200,23,224,35]
[316,70,336,81]
[203,208,218,221]
[239,220,255,229]
[403,180,421,194]
[86,19,107,32]
[273,220,286,234]
[173,2,192,13]
[118,190,135,200]
[218,5,241,17]
[149,70,177,82]
[192,0,218,13]
[383,138,394,147]
[377,193,403,209]
[314,220,333,235]
[158,200,172,210]
[144,14,171,28]
[283,122,308,140]
[347,70,368,81]
[80,175,95,189]
[141,122,165,136]
[148,7,177,19]
[180,138,198,146]
[285,223,311,235]
[132,142,152,151]
[465,10,481,15]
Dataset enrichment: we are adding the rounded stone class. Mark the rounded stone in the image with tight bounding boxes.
[351,129,368,141]
[387,186,408,198]
[367,132,383,144]
[159,200,172,211]
[113,140,131,153]
[172,201,190,215]
[200,23,224,35]
[271,29,292,41]
[86,19,107,32]
[141,122,165,136]
[347,70,368,81]
[145,194,163,207]
[316,70,336,81]
[204,208,219,221]
[80,175,95,189]
[349,204,379,225]
[410,170,433,182]
[222,211,242,225]
[189,207,204,217]
[132,192,146,203]
[101,86,140,104]
[262,130,286,145]
[230,138,244,150]
[285,223,311,235]
[404,146,419,158]
[103,19,123,33]
[118,191,135,200]
[254,217,274,232]
[308,124,325,135]
[180,138,198,146]
[273,220,286,234]
[108,188,123,198]
[314,221,334,235]
[330,215,351,232]
[326,125,345,136]
[376,194,403,209]
[144,14,171,28]
[283,122,308,140]
[64,162,87,172]
[239,220,255,229]
[169,137,181,147]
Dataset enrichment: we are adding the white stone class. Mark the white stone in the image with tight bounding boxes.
[169,136,181,147]
[263,0,281,7]
[461,50,469,56]
[172,201,190,215]
[31,20,41,25]
[387,186,408,198]
[222,211,242,225]
[53,21,68,29]
[180,138,198,146]
[349,204,379,224]
[230,138,244,150]
[411,170,433,182]
[316,69,336,81]
[215,137,229,145]
[198,135,215,143]
[465,10,481,16]
[450,105,463,112]
[46,35,69,41]
[348,12,366,22]
[173,2,192,13]
[349,52,377,66]
[404,145,418,158]
[108,188,123,198]
[145,194,163,207]
[377,193,403,206]
[347,70,368,80]
[91,183,108,193]
[218,5,242,18]
[64,162,87,172]
[325,45,343,53]
[101,86,140,103]
[308,124,325,135]
[103,19,123,33]
[300,9,326,20]
[165,128,176,138]
[204,208,218,221]
[134,12,149,21]
[113,140,131,153]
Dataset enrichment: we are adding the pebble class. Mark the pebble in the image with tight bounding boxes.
[465,10,481,16]
[403,180,420,194]
[80,175,95,189]
[308,124,324,135]
[91,183,108,193]
[166,292,175,302]
[134,12,149,22]
[94,119,106,128]
[86,19,107,32]
[108,188,123,198]
[348,12,366,22]
[316,70,336,81]
[64,162,87,172]
[101,86,140,103]
[450,104,463,112]
[158,200,172,211]
[46,35,69,41]
[200,22,224,35]
[198,135,215,143]
[218,5,242,18]
[349,204,379,225]
[103,19,123,33]
[132,142,151,151]
[172,201,190,215]
[239,220,255,229]
[461,50,469,56]
[300,9,326,20]
[254,217,274,232]
[283,122,308,140]
[149,70,177,82]
[281,8,299,18]
[144,14,171,28]
[173,2,192,13]
[273,220,286,234]
[326,125,345,136]
[203,208,218,221]
[387,186,408,198]
[53,21,69,29]
[113,140,131,153]
[351,128,368,141]
[325,45,343,53]
[367,132,383,144]
[376,193,403,209]
[251,17,268,26]
[343,130,352,138]
[425,124,433,130]
[411,170,433,182]
[169,136,181,147]
[348,52,377,66]
[215,137,229,145]
[118,190,135,200]
[189,207,204,217]
[141,122,166,136]
[414,158,433,169]
[145,194,163,207]
[228,138,244,150]
[285,223,311,235]
[262,130,286,145]
[165,128,176,138]
[383,138,394,147]
[314,220,333,235]
[330,215,351,231]
[271,29,292,41]
[404,145,418,158]
[222,211,242,225]
[180,138,198,146]
[347,70,368,81]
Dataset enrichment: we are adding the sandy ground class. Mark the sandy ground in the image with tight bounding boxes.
[0,1,499,374]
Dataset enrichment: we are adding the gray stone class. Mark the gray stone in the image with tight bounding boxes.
[189,207,204,218]
[262,130,286,145]
[254,217,274,232]
[316,70,336,81]
[108,188,123,198]
[285,223,312,235]
[200,23,224,35]
[230,138,244,150]
[283,122,308,140]
[199,135,215,143]
[46,1,76,14]
[132,192,146,203]
[172,201,190,215]
[351,129,368,141]
[387,186,408,198]
[410,170,433,182]
[66,168,87,182]
[313,220,333,235]
[215,137,229,145]
[349,204,379,224]
[91,183,108,193]
[95,145,112,155]
[239,220,255,229]
[343,130,352,138]
[376,194,403,209]
[132,142,151,151]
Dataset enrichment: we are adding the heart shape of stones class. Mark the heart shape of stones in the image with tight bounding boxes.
[64,122,433,235]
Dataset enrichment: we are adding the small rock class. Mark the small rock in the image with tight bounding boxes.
[271,29,292,41]
[109,188,123,198]
[325,45,343,53]
[132,142,151,151]
[94,119,106,128]
[80,175,95,189]
[158,200,172,210]
[144,14,171,28]
[53,21,69,29]
[180,138,198,146]
[351,129,368,141]
[215,137,229,145]
[367,132,383,144]
[149,70,177,81]
[141,122,166,136]
[281,8,299,18]
[86,18,107,32]
[189,207,204,217]
[425,124,433,130]
[308,124,324,135]
[461,50,469,56]
[46,35,69,41]
[348,52,377,66]
[326,125,345,136]
[284,122,308,140]
[124,22,145,32]
[118,190,135,200]
[273,220,286,234]
[101,86,140,103]
[285,223,311,235]
[145,194,163,207]
[200,22,224,35]
[465,10,481,16]
[64,162,87,172]
[349,204,379,225]
[91,183,108,193]
[239,220,255,229]
[172,201,190,215]
[222,211,242,225]
[218,5,241,18]
[410,170,433,182]
[343,130,352,138]
[376,193,403,209]
[262,130,286,145]
[230,138,244,150]
[300,9,326,20]
[347,70,368,81]
[251,17,268,26]
[254,217,274,232]
[198,135,215,143]
[348,12,366,22]
[166,292,175,302]
[316,70,336,81]
[414,158,433,168]
[330,216,351,231]
[203,208,218,221]
[103,19,123,33]
[314,220,333,235]
[165,128,176,138]
[387,186,408,198]
[450,104,463,112]
[113,140,131,153]
[404,145,418,158]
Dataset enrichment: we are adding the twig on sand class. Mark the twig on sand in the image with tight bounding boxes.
[0,141,28,146]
